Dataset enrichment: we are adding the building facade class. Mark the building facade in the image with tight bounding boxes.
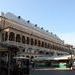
[0,12,70,58]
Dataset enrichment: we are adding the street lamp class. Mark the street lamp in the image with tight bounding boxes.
[69,48,73,68]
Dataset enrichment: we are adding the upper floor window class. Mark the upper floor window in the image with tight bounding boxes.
[45,42,47,48]
[16,34,21,42]
[41,41,44,47]
[34,39,37,46]
[2,33,4,41]
[22,35,25,44]
[5,32,8,41]
[48,43,50,48]
[27,37,30,44]
[31,38,34,45]
[38,40,41,47]
[9,32,15,41]
[46,43,48,48]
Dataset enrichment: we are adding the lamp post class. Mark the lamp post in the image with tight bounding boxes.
[8,47,11,75]
[69,48,73,68]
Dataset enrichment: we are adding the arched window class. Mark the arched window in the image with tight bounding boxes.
[2,33,4,41]
[41,41,44,47]
[51,44,54,49]
[31,56,34,59]
[31,38,34,45]
[27,37,29,44]
[9,32,15,41]
[16,34,21,42]
[46,52,49,55]
[39,51,44,54]
[49,43,52,49]
[26,55,29,58]
[34,39,37,46]
[22,49,25,52]
[5,32,8,41]
[46,43,48,48]
[38,40,41,47]
[22,35,25,44]
[48,43,50,48]
[45,42,47,48]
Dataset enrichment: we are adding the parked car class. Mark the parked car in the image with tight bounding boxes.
[72,62,75,70]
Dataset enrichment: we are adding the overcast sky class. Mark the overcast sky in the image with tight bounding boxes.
[0,0,75,46]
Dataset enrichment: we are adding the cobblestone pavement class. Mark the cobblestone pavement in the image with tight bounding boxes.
[30,68,75,75]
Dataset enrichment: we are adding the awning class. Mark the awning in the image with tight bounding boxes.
[33,55,74,61]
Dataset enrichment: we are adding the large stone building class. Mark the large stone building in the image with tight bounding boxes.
[0,12,70,59]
